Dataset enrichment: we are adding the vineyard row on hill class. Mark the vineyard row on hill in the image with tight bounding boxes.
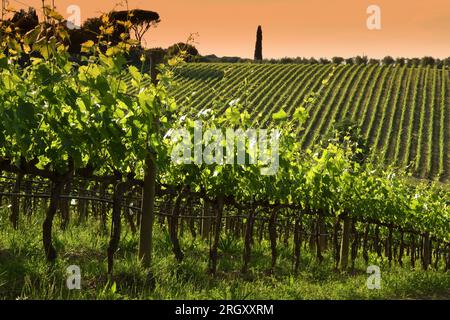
[167,63,450,182]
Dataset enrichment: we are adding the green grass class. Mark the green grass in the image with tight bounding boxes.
[0,208,449,300]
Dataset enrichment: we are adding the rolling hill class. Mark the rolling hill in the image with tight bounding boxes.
[170,63,450,182]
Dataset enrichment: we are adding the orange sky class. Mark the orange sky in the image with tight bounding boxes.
[6,0,450,59]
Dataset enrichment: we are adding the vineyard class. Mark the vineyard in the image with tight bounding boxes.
[0,10,450,300]
[170,63,450,182]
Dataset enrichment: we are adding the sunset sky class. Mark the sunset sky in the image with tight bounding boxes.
[7,0,450,59]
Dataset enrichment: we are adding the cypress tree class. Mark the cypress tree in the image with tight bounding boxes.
[254,25,263,61]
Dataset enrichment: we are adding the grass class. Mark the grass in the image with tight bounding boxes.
[0,207,449,300]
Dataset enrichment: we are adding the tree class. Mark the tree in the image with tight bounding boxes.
[396,57,406,66]
[444,57,450,68]
[8,8,39,34]
[411,58,421,66]
[67,10,160,54]
[368,58,380,65]
[82,17,104,37]
[345,57,353,65]
[280,57,294,64]
[332,57,344,64]
[407,58,420,67]
[354,55,368,65]
[67,17,101,54]
[382,56,395,65]
[110,10,160,45]
[420,56,435,67]
[254,25,263,61]
[167,43,199,62]
[146,47,167,61]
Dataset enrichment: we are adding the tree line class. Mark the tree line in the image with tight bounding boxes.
[197,54,449,67]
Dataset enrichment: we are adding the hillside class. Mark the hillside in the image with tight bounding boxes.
[171,63,450,182]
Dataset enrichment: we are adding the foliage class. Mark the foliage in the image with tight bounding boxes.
[0,8,449,294]
[109,10,160,44]
[167,43,199,62]
[171,63,449,181]
[332,57,344,64]
[0,6,175,175]
[254,26,263,61]
[7,8,39,35]
[382,56,395,66]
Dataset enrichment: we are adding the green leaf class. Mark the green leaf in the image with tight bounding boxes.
[36,155,51,169]
[17,100,35,123]
[225,107,240,123]
[24,27,41,45]
[129,65,142,82]
[110,282,117,294]
[82,40,95,48]
[0,54,8,69]
[272,109,288,121]
[81,40,95,53]
[293,106,308,124]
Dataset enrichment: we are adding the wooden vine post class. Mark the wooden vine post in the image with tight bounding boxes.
[315,211,324,263]
[138,52,163,269]
[422,232,431,270]
[22,179,32,216]
[445,244,450,272]
[410,235,416,269]
[242,207,255,274]
[398,232,404,267]
[387,227,393,266]
[318,209,328,251]
[202,200,211,239]
[77,179,88,223]
[333,216,341,269]
[350,221,359,270]
[99,182,108,231]
[10,172,23,229]
[374,226,382,257]
[138,150,157,268]
[339,213,351,271]
[362,224,370,264]
[209,195,224,275]
[293,213,303,274]
[107,180,126,274]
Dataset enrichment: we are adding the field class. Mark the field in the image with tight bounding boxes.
[171,63,450,181]
[1,15,450,302]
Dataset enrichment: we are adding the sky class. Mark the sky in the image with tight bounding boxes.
[5,0,450,59]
